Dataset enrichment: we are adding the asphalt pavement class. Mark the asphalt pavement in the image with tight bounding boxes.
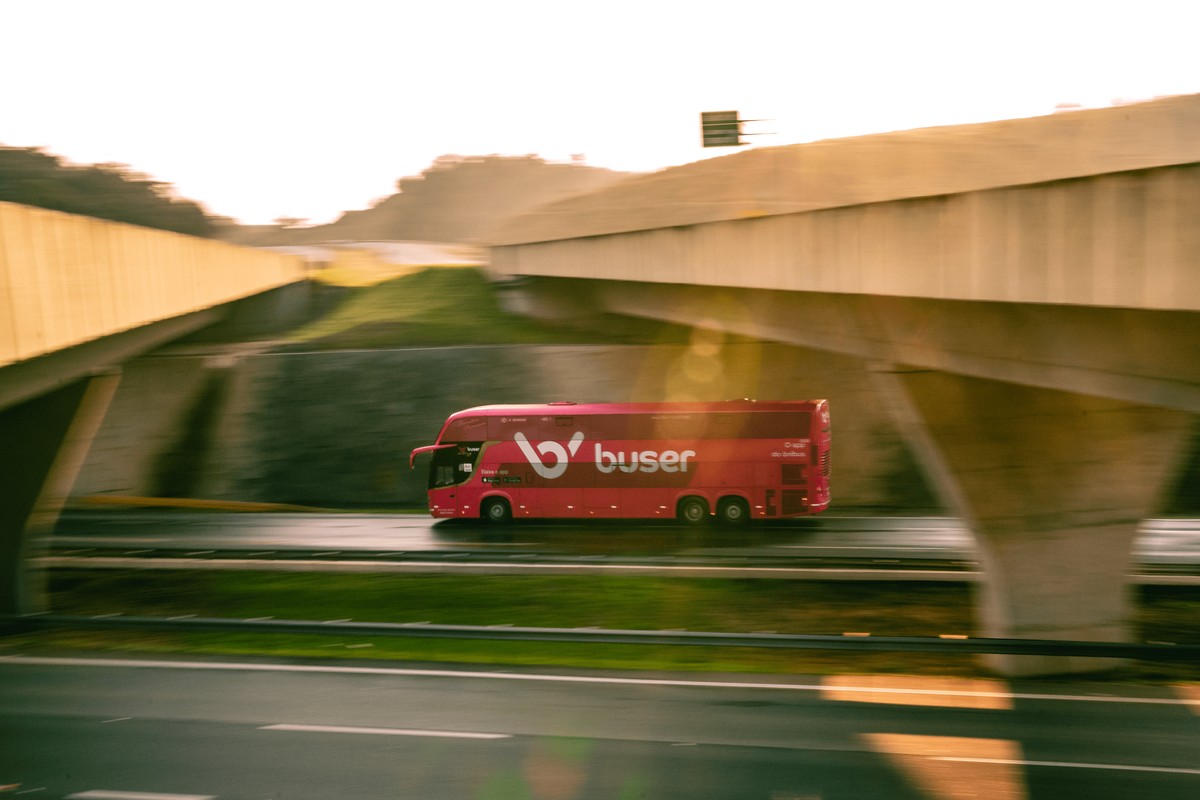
[2,654,1198,799]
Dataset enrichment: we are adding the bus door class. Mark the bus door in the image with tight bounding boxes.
[427,443,482,516]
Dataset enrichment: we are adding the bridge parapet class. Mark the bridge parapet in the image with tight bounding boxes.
[490,94,1200,313]
[0,201,307,369]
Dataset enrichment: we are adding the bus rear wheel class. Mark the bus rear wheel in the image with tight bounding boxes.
[677,497,709,525]
[717,497,750,526]
[482,498,512,524]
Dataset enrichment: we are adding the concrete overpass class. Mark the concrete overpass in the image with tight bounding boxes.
[0,201,308,617]
[488,94,1200,676]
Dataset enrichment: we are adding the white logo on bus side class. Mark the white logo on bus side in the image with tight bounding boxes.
[514,431,585,480]
[514,432,696,479]
[595,444,695,474]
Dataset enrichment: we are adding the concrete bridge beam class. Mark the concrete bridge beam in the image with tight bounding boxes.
[513,277,1198,676]
[887,370,1193,676]
[0,371,120,617]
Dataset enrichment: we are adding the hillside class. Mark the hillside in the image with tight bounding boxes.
[218,155,632,247]
[0,145,216,237]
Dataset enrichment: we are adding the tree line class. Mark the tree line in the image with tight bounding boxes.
[0,145,216,237]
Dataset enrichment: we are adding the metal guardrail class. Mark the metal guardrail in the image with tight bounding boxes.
[5,614,1198,661]
[36,553,1200,586]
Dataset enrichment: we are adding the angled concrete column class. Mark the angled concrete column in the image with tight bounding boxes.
[0,372,120,618]
[886,370,1193,676]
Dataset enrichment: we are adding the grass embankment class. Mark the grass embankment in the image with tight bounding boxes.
[285,266,690,350]
[7,570,1198,681]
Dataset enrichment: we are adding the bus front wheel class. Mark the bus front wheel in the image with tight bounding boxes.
[482,498,512,524]
[677,497,709,525]
[717,497,750,526]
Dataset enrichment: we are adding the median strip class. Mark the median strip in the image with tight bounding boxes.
[7,613,1200,660]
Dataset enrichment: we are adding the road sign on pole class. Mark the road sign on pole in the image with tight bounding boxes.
[701,110,744,148]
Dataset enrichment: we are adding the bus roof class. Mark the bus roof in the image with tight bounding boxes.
[443,400,825,420]
[420,400,832,460]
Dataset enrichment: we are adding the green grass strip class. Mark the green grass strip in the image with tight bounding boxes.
[4,570,1196,681]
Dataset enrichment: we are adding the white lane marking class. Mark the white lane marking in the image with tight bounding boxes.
[3,654,1198,708]
[66,792,216,800]
[261,723,509,739]
[936,757,1200,776]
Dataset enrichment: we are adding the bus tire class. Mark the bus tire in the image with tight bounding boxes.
[482,498,512,524]
[677,497,709,525]
[717,497,750,526]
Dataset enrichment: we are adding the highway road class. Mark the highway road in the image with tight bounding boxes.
[51,511,988,556]
[46,511,1200,581]
[1,654,1198,799]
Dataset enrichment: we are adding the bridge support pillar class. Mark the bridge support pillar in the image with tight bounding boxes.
[881,368,1192,676]
[0,371,120,619]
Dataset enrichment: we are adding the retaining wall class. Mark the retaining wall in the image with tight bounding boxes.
[73,342,937,511]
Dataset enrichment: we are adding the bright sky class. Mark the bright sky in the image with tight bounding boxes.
[3,0,1197,226]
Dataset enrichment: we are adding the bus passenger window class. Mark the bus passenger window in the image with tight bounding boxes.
[433,465,456,487]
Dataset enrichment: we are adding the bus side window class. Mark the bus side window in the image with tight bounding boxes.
[433,465,456,488]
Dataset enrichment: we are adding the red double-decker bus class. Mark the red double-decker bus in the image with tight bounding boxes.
[410,400,831,524]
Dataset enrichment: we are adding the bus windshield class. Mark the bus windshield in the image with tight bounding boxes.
[428,443,482,489]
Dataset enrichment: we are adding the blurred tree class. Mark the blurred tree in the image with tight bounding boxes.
[0,145,217,237]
